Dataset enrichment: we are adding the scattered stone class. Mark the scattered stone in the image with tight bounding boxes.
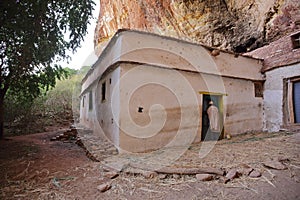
[70,124,76,129]
[103,166,114,172]
[155,167,224,176]
[226,134,232,139]
[239,163,251,169]
[104,171,119,179]
[97,183,111,193]
[142,171,158,179]
[225,169,240,183]
[172,174,181,179]
[239,167,254,176]
[106,147,117,152]
[218,176,227,184]
[249,170,261,178]
[263,160,287,170]
[158,174,167,180]
[277,157,290,162]
[50,128,78,141]
[196,174,214,181]
[211,49,220,56]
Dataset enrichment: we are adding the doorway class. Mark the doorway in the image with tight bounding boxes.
[201,94,223,141]
[294,81,300,123]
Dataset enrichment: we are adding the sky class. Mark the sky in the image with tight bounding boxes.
[61,0,100,70]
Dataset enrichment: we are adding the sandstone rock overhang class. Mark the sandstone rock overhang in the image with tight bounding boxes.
[245,30,300,73]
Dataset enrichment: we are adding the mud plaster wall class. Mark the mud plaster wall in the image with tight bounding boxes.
[223,77,264,135]
[80,68,121,148]
[118,63,202,153]
[80,86,97,128]
[96,68,120,147]
[117,63,264,153]
[263,63,300,132]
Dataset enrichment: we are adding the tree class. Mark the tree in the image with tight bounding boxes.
[0,0,95,139]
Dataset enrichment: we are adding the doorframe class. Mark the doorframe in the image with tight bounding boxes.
[199,92,227,140]
[283,76,300,126]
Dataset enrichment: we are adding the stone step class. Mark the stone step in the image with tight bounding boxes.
[75,127,118,161]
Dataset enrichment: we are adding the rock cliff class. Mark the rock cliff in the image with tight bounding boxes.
[94,0,300,55]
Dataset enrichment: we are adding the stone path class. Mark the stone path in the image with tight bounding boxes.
[76,127,194,172]
[76,128,118,161]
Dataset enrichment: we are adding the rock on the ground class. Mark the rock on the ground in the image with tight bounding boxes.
[239,167,254,176]
[196,174,214,181]
[172,174,181,179]
[50,129,78,141]
[263,160,287,170]
[277,157,290,162]
[104,171,119,179]
[97,183,112,193]
[249,170,261,178]
[158,174,167,180]
[142,171,158,179]
[225,169,240,183]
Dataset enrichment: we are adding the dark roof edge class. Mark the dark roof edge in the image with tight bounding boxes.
[261,60,300,73]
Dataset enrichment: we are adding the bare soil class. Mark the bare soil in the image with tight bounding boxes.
[0,129,299,200]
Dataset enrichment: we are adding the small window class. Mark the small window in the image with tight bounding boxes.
[291,32,300,49]
[138,107,143,113]
[254,81,264,98]
[89,91,93,110]
[82,96,85,107]
[102,81,106,102]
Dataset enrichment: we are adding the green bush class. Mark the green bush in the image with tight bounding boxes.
[4,66,90,136]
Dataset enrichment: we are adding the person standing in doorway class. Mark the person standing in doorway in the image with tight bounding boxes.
[207,100,220,138]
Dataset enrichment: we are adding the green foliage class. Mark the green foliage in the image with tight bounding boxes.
[4,66,90,135]
[42,70,82,118]
[0,0,94,100]
[0,0,95,137]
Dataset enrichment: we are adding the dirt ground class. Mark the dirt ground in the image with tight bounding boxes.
[0,129,299,200]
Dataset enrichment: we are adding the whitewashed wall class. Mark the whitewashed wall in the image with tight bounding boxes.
[263,63,300,132]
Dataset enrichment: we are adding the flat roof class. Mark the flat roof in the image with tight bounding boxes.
[83,29,261,82]
[80,29,263,95]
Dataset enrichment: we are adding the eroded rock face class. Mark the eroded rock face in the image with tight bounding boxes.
[94,0,300,55]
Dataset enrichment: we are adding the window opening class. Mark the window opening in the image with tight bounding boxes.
[138,107,143,113]
[89,91,93,110]
[254,81,264,97]
[102,81,106,102]
[82,96,85,107]
[291,32,300,49]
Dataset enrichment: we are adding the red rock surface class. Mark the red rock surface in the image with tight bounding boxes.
[245,31,300,72]
[94,0,300,55]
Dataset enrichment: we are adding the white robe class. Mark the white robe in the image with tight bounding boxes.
[207,105,220,132]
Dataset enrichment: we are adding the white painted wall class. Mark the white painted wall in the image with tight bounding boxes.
[96,67,120,147]
[80,67,120,148]
[223,77,263,135]
[80,86,97,128]
[263,63,300,132]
